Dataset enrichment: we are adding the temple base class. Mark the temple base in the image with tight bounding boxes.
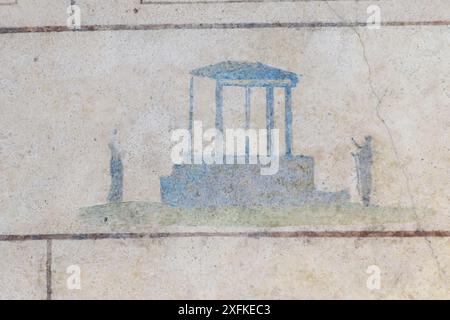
[160,156,349,207]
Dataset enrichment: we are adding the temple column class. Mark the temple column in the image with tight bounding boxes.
[245,86,251,160]
[215,82,223,133]
[188,76,194,133]
[284,85,293,157]
[266,86,274,155]
[188,77,195,163]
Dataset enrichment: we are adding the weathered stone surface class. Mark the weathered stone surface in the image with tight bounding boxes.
[0,0,448,299]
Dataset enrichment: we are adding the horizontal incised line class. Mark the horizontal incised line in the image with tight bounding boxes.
[1,230,450,242]
[0,21,448,35]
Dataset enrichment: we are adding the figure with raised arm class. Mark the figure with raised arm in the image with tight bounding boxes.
[352,136,373,207]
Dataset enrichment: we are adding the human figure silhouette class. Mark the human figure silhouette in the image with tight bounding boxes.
[352,136,373,207]
[107,129,123,203]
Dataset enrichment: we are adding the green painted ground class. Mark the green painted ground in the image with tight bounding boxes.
[79,201,429,228]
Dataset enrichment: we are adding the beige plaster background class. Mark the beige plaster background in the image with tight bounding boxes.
[0,0,449,299]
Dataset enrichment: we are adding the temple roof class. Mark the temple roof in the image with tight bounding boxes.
[190,61,299,87]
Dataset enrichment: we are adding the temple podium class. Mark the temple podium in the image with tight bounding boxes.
[160,61,349,207]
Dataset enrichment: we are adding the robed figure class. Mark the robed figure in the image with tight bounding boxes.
[107,129,123,203]
[352,136,373,207]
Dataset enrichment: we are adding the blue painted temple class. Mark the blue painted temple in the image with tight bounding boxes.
[160,61,349,207]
